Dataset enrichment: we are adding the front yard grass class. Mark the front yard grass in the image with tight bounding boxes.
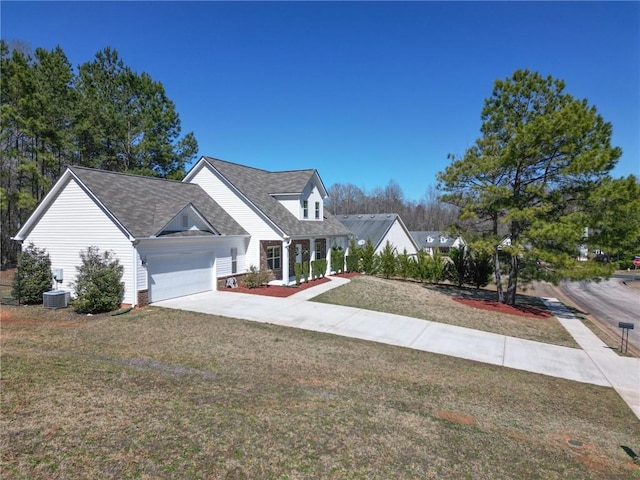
[2,304,639,479]
[313,275,579,348]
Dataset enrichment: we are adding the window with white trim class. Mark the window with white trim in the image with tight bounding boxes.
[231,247,237,274]
[266,246,281,270]
[303,200,309,219]
[315,201,320,219]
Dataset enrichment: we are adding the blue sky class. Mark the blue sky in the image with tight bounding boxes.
[2,1,638,201]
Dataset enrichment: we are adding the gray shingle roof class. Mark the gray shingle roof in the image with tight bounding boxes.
[410,231,458,248]
[201,157,351,238]
[70,166,248,238]
[337,214,400,249]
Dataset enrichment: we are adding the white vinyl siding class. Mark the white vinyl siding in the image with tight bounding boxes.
[187,165,281,269]
[272,194,299,218]
[375,219,418,256]
[21,178,135,304]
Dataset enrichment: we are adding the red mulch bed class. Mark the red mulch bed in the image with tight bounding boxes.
[453,297,552,319]
[221,272,361,298]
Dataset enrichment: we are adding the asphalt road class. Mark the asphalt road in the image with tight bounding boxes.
[560,275,640,351]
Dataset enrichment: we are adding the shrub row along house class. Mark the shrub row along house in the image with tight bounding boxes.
[13,157,351,306]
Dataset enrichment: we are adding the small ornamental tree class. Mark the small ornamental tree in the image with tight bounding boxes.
[330,245,345,273]
[378,241,397,279]
[12,242,52,304]
[468,250,494,289]
[397,248,413,280]
[448,246,470,287]
[72,246,124,313]
[411,250,428,283]
[427,253,447,284]
[360,239,377,274]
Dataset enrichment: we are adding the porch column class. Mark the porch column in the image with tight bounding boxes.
[281,239,290,285]
[325,237,331,275]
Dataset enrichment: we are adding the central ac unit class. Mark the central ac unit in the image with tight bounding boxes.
[43,290,70,309]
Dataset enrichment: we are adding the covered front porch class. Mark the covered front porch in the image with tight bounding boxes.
[260,236,348,286]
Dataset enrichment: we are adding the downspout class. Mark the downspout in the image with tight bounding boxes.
[131,240,138,308]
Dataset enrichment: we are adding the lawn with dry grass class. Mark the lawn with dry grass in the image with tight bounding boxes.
[312,275,579,348]
[2,304,639,479]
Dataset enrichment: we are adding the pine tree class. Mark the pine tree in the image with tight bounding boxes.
[438,69,622,304]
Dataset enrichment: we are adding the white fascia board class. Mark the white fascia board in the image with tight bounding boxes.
[182,156,207,183]
[312,170,328,198]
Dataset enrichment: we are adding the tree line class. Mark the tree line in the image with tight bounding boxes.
[325,182,460,232]
[1,40,198,265]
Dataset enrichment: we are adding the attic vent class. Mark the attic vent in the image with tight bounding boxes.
[358,215,363,218]
[386,214,391,218]
[370,215,375,218]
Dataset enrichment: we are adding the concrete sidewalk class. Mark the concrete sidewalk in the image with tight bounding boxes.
[154,277,639,419]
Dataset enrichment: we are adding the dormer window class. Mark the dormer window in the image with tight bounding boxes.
[440,236,447,243]
[427,236,434,243]
[303,200,309,219]
[315,201,320,219]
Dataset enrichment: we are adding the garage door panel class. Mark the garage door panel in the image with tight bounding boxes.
[148,252,214,302]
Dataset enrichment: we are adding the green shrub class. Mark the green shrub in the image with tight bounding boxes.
[412,250,430,283]
[427,253,447,283]
[346,238,362,272]
[302,261,309,282]
[378,241,397,279]
[331,246,344,273]
[295,262,302,285]
[397,248,413,280]
[345,255,360,273]
[447,246,470,287]
[361,239,377,274]
[469,250,494,289]
[316,259,327,278]
[71,246,124,314]
[12,242,52,304]
[241,265,271,288]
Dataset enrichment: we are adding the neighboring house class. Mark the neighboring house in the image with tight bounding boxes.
[183,157,352,285]
[337,214,418,255]
[13,167,249,305]
[410,231,466,255]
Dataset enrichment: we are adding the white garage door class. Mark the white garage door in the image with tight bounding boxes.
[148,252,214,302]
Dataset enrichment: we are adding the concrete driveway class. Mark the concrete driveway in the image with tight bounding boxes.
[153,277,640,419]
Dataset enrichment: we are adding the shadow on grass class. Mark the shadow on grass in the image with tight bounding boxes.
[621,445,640,464]
[422,283,554,318]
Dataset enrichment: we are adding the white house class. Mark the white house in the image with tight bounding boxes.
[13,167,249,306]
[183,157,352,285]
[410,231,466,255]
[337,214,419,255]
